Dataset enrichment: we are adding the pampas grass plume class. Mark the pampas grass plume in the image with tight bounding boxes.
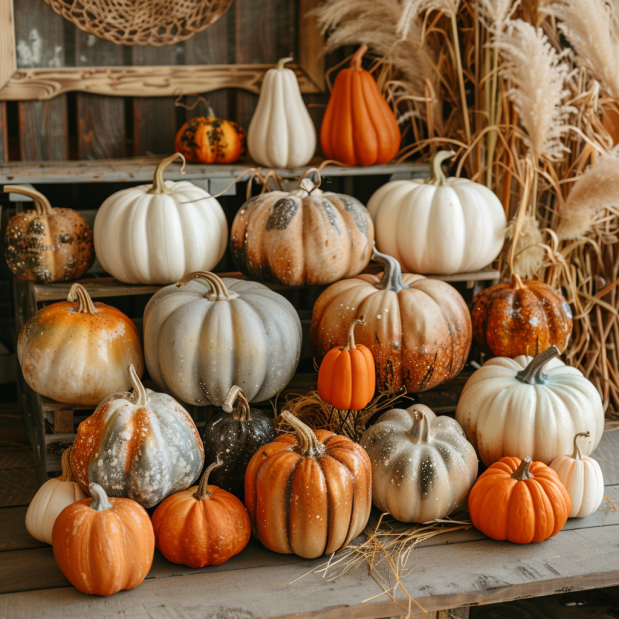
[506,213,545,278]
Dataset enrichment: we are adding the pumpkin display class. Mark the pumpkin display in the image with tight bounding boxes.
[468,457,571,543]
[152,456,251,568]
[360,404,478,523]
[317,316,375,411]
[70,364,204,509]
[455,347,605,466]
[144,271,302,406]
[231,168,374,286]
[4,185,94,283]
[52,483,154,596]
[311,248,472,393]
[201,385,275,497]
[245,412,372,559]
[367,151,507,274]
[17,283,144,405]
[175,109,246,164]
[247,57,316,168]
[93,153,227,285]
[25,448,87,545]
[550,431,605,518]
[320,45,401,166]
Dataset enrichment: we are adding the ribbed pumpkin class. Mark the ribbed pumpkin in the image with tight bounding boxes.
[17,283,144,405]
[152,457,251,568]
[469,457,571,544]
[71,365,204,509]
[245,412,372,559]
[320,45,401,166]
[230,168,374,286]
[52,483,154,596]
[4,185,94,283]
[317,317,375,411]
[311,248,472,393]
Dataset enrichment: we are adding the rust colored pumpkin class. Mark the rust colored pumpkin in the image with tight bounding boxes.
[152,457,251,568]
[469,457,571,544]
[320,45,401,166]
[175,109,246,164]
[471,274,573,358]
[317,316,375,410]
[52,483,154,596]
[245,412,372,559]
[4,185,94,283]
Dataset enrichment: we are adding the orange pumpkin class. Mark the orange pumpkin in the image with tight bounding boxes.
[317,316,375,410]
[175,109,246,164]
[320,45,401,166]
[245,412,372,559]
[152,456,251,568]
[52,483,154,596]
[469,457,571,544]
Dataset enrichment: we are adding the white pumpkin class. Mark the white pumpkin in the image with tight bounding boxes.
[360,404,478,523]
[247,57,316,168]
[143,270,302,406]
[94,153,227,284]
[550,431,605,518]
[367,150,507,274]
[456,346,605,467]
[25,448,87,544]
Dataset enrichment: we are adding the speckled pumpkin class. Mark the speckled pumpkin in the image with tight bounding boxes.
[4,185,94,283]
[471,274,573,357]
[311,248,472,393]
[71,365,204,509]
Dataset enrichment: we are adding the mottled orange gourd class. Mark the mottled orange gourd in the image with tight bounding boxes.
[317,316,375,410]
[152,457,251,568]
[320,45,401,166]
[468,457,571,544]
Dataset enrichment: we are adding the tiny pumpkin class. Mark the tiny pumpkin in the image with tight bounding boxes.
[152,456,251,568]
[468,456,571,544]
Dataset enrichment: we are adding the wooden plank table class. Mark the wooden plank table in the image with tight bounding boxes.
[1,430,618,618]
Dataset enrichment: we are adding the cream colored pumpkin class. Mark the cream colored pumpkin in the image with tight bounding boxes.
[550,431,604,518]
[360,404,478,523]
[94,153,227,284]
[456,347,605,466]
[25,448,87,544]
[367,151,506,274]
[247,57,316,168]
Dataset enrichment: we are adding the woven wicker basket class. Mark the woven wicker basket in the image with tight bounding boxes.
[43,0,234,47]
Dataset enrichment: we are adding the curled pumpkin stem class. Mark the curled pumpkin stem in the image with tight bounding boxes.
[350,45,368,71]
[223,385,252,422]
[195,455,224,501]
[281,411,325,457]
[571,431,590,460]
[344,316,366,351]
[68,284,98,315]
[511,457,534,481]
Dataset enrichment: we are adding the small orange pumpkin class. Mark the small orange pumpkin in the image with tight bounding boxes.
[52,483,154,596]
[468,456,571,544]
[317,316,375,410]
[152,456,251,568]
[320,45,401,166]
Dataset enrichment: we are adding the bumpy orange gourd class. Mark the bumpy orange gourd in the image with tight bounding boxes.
[152,457,251,568]
[317,316,375,410]
[321,45,401,166]
[52,483,154,596]
[468,457,571,544]
[245,412,372,559]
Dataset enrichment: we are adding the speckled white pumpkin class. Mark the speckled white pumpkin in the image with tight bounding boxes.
[360,404,478,523]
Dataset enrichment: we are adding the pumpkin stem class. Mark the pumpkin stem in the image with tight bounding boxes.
[58,447,73,482]
[427,151,456,186]
[372,245,408,293]
[407,405,432,444]
[516,346,560,385]
[127,364,148,407]
[350,45,368,71]
[298,167,321,194]
[223,385,252,422]
[344,316,366,351]
[571,431,590,461]
[206,103,216,118]
[89,483,113,511]
[3,185,54,216]
[176,271,239,301]
[510,273,525,290]
[511,457,534,481]
[67,284,98,315]
[147,152,186,195]
[275,57,294,70]
[195,455,224,501]
[281,411,325,457]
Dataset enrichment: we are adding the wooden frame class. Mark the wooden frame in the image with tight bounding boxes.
[0,0,325,100]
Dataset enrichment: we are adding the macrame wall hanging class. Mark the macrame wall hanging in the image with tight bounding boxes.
[43,0,235,47]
